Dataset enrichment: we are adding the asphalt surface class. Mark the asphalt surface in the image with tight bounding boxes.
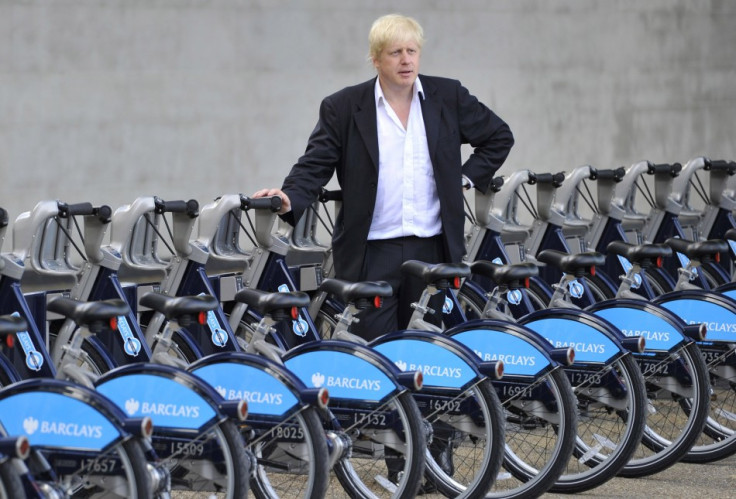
[542,452,736,498]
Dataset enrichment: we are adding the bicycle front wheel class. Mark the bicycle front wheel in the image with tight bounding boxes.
[0,458,25,499]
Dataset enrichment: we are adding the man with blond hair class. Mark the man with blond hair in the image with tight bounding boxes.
[255,13,513,340]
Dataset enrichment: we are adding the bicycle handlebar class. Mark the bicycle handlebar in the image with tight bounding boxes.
[592,167,626,182]
[647,162,682,176]
[57,202,113,223]
[490,177,504,192]
[240,195,282,212]
[319,189,343,203]
[153,197,199,218]
[706,159,736,174]
[530,172,565,187]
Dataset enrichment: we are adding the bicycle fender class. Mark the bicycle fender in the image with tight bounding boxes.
[588,299,690,352]
[446,319,556,377]
[190,353,302,418]
[370,330,481,390]
[520,309,625,364]
[283,341,402,403]
[0,379,126,452]
[654,290,736,342]
[95,364,219,432]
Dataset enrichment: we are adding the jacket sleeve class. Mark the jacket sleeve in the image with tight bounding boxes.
[280,96,342,225]
[456,82,514,193]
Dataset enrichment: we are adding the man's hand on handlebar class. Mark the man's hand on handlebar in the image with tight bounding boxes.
[252,188,291,215]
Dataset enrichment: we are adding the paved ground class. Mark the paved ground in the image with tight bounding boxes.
[542,453,736,498]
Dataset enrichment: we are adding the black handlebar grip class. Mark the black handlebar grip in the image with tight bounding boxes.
[58,202,94,218]
[595,168,626,182]
[534,172,566,187]
[490,176,505,192]
[706,159,735,174]
[154,198,199,218]
[647,162,682,176]
[95,205,112,224]
[240,195,282,212]
[319,189,343,202]
[0,208,7,228]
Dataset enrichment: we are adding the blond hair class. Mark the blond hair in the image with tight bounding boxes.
[368,14,425,61]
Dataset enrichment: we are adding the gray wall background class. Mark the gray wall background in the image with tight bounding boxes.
[1,0,734,225]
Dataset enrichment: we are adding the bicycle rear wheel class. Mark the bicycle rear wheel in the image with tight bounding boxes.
[0,458,25,499]
[249,406,329,499]
[31,437,151,498]
[329,391,426,499]
[621,342,710,476]
[421,378,505,499]
[552,354,646,494]
[684,343,736,463]
[490,368,577,499]
[163,419,249,498]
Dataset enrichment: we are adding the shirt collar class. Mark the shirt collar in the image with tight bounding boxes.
[374,76,425,106]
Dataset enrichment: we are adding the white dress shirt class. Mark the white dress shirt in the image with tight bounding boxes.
[368,77,442,240]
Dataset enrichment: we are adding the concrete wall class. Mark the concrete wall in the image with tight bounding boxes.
[1,0,734,223]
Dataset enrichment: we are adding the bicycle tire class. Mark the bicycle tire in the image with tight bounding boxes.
[166,419,250,498]
[329,391,426,499]
[552,353,647,494]
[249,406,329,499]
[418,378,505,499]
[315,300,505,498]
[30,436,152,498]
[454,288,578,498]
[0,458,25,499]
[621,341,710,476]
[684,343,736,463]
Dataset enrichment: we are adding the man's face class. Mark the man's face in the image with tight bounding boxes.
[373,39,421,93]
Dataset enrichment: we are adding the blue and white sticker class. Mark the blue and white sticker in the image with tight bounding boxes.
[373,338,475,389]
[617,255,642,288]
[568,279,585,299]
[278,284,309,337]
[117,316,142,357]
[204,309,228,347]
[193,362,300,417]
[0,391,122,451]
[507,289,523,305]
[523,317,619,364]
[11,312,43,371]
[285,351,396,402]
[97,374,217,430]
[593,306,684,351]
[657,298,736,342]
[442,295,455,314]
[452,328,550,377]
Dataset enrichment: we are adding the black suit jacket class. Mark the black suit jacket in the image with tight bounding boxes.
[282,75,514,281]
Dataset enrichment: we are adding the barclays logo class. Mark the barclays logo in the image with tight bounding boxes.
[311,371,382,391]
[125,398,140,415]
[23,416,103,439]
[123,397,201,418]
[23,417,38,435]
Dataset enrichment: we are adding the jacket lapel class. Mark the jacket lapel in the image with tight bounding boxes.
[419,76,441,161]
[354,79,379,171]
